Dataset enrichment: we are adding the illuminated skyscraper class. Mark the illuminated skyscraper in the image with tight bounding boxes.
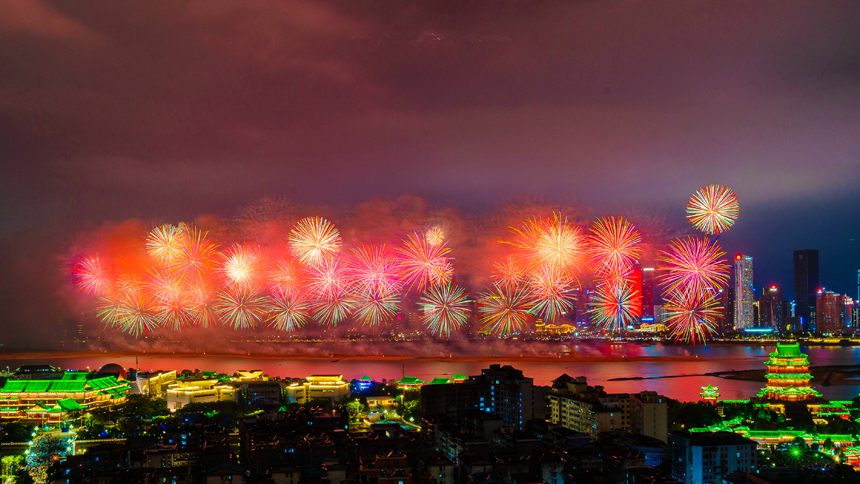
[715,287,734,334]
[816,290,842,334]
[793,249,819,332]
[734,255,754,330]
[641,265,655,323]
[762,285,784,330]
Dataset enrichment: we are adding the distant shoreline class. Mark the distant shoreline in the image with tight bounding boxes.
[0,350,762,364]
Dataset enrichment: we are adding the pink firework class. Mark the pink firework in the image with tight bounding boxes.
[288,216,342,267]
[658,237,730,297]
[306,258,350,300]
[396,231,453,291]
[348,245,402,295]
[72,255,112,296]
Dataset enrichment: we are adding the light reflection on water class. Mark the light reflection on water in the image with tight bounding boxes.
[2,344,859,402]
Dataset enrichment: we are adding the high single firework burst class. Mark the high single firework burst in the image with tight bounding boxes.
[146,224,187,264]
[686,184,740,235]
[588,279,642,333]
[662,289,721,344]
[265,291,312,332]
[214,287,267,329]
[353,287,400,327]
[658,236,730,297]
[527,265,576,322]
[349,244,403,295]
[288,216,342,267]
[425,226,445,246]
[396,231,453,291]
[477,283,533,337]
[72,255,112,296]
[418,283,471,338]
[587,216,642,278]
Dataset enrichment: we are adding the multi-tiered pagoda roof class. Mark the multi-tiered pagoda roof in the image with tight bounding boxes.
[756,342,822,401]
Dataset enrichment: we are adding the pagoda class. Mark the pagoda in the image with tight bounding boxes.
[355,374,374,392]
[756,342,822,402]
[700,385,720,404]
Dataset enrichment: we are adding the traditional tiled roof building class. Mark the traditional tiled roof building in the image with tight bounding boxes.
[756,342,822,402]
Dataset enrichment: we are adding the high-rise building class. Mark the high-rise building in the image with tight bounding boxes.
[641,267,656,323]
[715,287,734,334]
[840,296,854,332]
[734,255,754,330]
[793,249,820,332]
[816,290,842,334]
[761,285,784,330]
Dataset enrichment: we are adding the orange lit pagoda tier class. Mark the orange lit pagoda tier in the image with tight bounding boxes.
[757,342,821,401]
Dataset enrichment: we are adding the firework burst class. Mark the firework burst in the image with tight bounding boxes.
[268,259,304,296]
[349,245,402,295]
[418,283,471,338]
[658,237,730,297]
[527,265,576,322]
[490,256,524,290]
[146,224,187,264]
[288,216,342,267]
[266,292,312,332]
[353,287,400,327]
[220,244,264,290]
[425,226,445,246]
[663,289,721,344]
[588,216,642,278]
[589,279,642,333]
[477,283,533,337]
[306,258,350,300]
[214,287,267,329]
[72,255,112,296]
[312,290,355,327]
[396,231,453,291]
[113,291,158,337]
[507,213,584,273]
[686,184,740,235]
[171,226,218,282]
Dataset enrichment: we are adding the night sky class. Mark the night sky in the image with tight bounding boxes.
[1,1,859,348]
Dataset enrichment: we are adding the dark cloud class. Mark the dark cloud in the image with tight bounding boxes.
[1,0,859,348]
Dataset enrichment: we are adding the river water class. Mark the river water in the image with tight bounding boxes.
[2,344,859,402]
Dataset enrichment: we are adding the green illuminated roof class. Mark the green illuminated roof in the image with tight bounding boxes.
[775,343,803,357]
[359,374,373,382]
[453,372,467,380]
[756,386,822,398]
[396,377,425,385]
[0,376,124,394]
[429,377,451,385]
[57,399,85,411]
[701,384,719,391]
[764,373,812,380]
